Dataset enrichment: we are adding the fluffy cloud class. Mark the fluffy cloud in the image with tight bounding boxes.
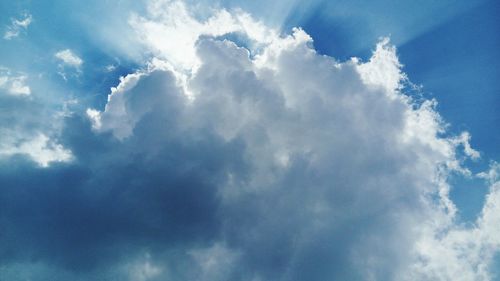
[3,13,32,40]
[1,1,497,281]
[85,2,493,279]
[130,0,275,71]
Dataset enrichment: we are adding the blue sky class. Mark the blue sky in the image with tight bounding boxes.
[0,0,499,280]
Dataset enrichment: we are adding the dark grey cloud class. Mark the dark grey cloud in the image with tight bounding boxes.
[0,112,248,279]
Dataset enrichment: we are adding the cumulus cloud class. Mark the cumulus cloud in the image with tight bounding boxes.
[85,2,495,279]
[409,162,500,281]
[0,1,498,281]
[129,0,276,70]
[3,13,32,40]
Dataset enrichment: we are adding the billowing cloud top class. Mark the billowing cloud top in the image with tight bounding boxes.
[1,1,499,281]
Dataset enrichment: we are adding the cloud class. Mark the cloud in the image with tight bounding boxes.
[54,49,84,80]
[0,1,498,281]
[0,67,72,168]
[408,162,500,281]
[478,161,500,184]
[129,0,276,70]
[0,134,72,167]
[0,67,31,96]
[105,64,117,72]
[3,13,32,40]
[55,49,83,68]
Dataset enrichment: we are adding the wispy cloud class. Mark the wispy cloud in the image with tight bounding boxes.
[54,49,83,67]
[0,67,31,96]
[3,13,32,40]
[54,49,83,80]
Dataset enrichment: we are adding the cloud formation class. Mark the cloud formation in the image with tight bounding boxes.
[0,67,72,167]
[54,49,84,80]
[3,13,32,40]
[409,162,500,280]
[0,67,31,96]
[1,1,498,281]
[55,49,83,68]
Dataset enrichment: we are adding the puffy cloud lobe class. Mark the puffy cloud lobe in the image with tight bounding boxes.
[88,66,185,140]
[408,163,500,281]
[1,2,497,281]
[130,0,276,71]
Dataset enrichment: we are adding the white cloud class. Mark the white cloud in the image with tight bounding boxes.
[129,0,276,71]
[87,71,149,139]
[0,66,72,168]
[54,49,84,80]
[55,49,83,68]
[452,131,481,160]
[0,134,72,167]
[478,161,500,184]
[82,2,499,279]
[356,37,406,95]
[407,163,500,281]
[0,67,31,96]
[3,13,32,40]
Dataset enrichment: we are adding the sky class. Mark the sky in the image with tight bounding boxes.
[0,0,499,280]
